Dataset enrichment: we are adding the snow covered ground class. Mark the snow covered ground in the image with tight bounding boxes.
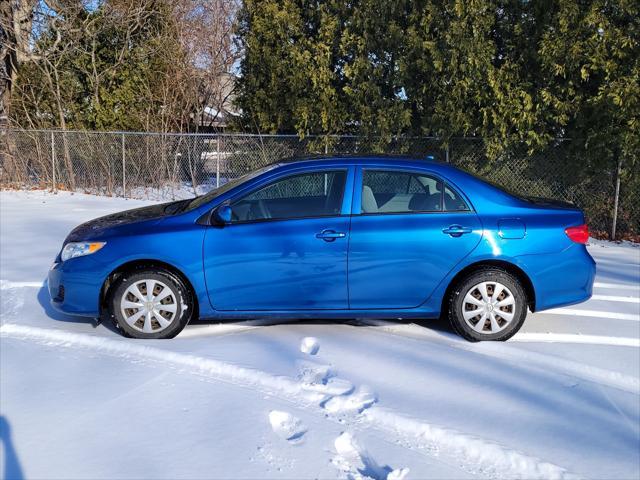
[1,190,639,480]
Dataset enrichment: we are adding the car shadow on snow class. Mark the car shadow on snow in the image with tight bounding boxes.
[191,315,456,335]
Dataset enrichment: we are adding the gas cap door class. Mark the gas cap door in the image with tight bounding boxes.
[498,218,526,239]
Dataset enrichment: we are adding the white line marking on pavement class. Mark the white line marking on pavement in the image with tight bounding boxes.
[541,308,639,321]
[512,333,640,348]
[357,319,640,394]
[591,294,639,303]
[594,282,640,291]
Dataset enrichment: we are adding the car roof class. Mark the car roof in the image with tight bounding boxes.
[273,155,450,171]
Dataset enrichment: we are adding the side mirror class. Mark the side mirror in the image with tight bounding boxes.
[212,204,232,225]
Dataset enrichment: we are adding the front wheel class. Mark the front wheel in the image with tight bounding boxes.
[110,269,193,339]
[447,268,527,342]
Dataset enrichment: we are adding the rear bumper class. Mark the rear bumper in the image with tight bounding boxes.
[48,259,104,317]
[519,244,596,311]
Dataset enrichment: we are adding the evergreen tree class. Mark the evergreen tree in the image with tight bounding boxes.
[236,0,346,136]
[236,0,638,165]
[539,0,639,168]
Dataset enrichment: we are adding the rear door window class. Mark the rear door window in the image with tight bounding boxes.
[361,171,442,213]
[361,170,469,214]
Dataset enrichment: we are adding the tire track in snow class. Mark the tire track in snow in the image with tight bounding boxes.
[366,408,578,480]
[0,280,44,289]
[0,281,41,321]
[1,323,577,479]
[0,323,323,404]
[357,320,640,394]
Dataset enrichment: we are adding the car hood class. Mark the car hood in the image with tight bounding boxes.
[65,201,182,242]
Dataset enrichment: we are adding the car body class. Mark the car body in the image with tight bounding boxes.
[49,156,596,340]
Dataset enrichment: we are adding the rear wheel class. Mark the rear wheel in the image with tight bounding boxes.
[110,269,193,339]
[448,268,527,342]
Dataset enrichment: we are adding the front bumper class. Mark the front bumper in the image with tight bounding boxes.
[48,258,105,317]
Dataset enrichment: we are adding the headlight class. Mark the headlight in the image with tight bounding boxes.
[61,242,106,262]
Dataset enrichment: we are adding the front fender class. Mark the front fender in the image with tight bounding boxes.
[69,228,210,317]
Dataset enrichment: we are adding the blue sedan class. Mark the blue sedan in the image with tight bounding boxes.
[48,157,596,341]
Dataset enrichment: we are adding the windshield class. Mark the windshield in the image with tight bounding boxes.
[184,164,279,211]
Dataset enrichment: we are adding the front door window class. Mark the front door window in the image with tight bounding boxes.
[230,171,347,222]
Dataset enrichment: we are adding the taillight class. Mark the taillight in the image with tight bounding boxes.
[565,224,589,244]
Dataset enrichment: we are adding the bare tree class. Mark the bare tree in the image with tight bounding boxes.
[172,0,241,131]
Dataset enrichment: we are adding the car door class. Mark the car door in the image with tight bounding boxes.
[348,167,482,309]
[203,167,353,311]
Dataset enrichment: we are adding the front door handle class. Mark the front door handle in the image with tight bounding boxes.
[442,225,472,237]
[316,229,346,242]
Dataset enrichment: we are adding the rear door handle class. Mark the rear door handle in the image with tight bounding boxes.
[316,229,346,242]
[442,225,472,237]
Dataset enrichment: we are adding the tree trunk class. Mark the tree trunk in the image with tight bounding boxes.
[1,0,38,127]
[0,0,15,128]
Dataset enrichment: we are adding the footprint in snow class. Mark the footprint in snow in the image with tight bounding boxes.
[323,386,377,414]
[297,359,333,384]
[297,360,354,396]
[300,336,320,355]
[268,410,307,444]
[303,377,355,396]
[332,431,409,480]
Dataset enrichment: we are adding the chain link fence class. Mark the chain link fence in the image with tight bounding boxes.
[1,129,637,239]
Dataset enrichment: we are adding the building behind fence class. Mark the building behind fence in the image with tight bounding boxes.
[1,129,638,238]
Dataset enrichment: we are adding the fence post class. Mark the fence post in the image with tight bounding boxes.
[445,144,450,163]
[51,131,56,192]
[121,133,126,198]
[611,156,622,241]
[216,135,220,188]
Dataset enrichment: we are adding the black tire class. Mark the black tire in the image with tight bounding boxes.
[447,268,527,342]
[109,269,193,339]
